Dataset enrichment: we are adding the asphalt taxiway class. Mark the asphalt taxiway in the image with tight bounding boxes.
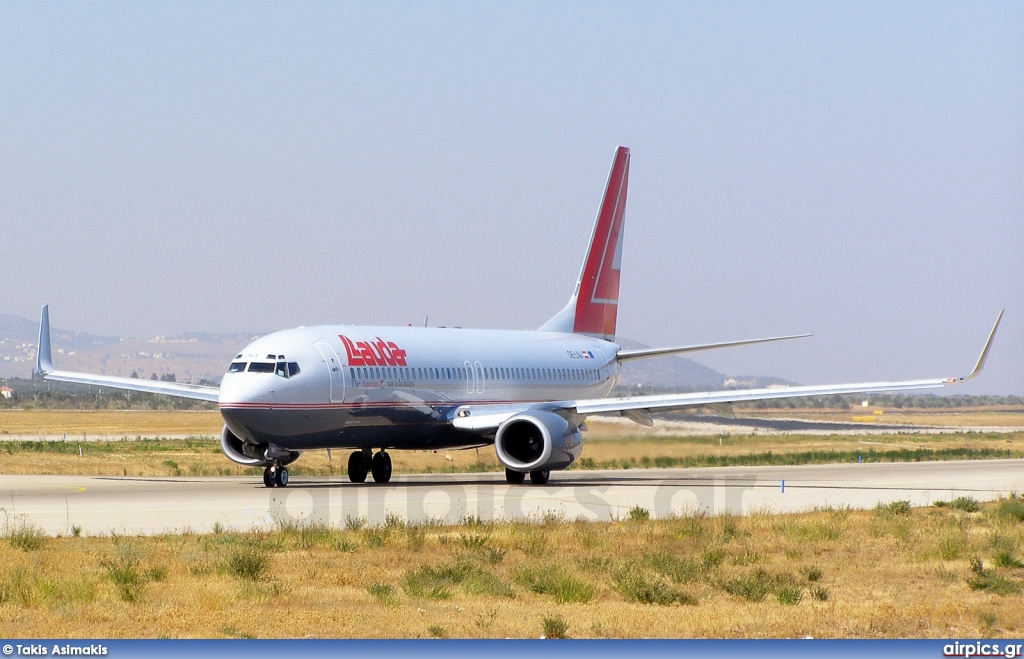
[1,459,1022,535]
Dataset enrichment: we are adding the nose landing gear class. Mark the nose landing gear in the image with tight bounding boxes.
[262,464,289,488]
[347,449,392,483]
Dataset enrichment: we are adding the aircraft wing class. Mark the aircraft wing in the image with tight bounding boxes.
[35,306,220,403]
[452,310,1003,432]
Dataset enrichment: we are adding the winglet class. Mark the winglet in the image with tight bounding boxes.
[947,309,1003,383]
[36,305,53,374]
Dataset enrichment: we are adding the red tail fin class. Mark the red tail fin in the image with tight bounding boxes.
[540,146,630,341]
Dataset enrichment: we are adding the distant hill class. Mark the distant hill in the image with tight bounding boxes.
[0,313,794,390]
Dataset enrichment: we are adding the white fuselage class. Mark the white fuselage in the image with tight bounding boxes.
[218,325,620,451]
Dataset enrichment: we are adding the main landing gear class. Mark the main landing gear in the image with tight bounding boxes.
[347,449,392,484]
[505,468,550,485]
[262,464,289,488]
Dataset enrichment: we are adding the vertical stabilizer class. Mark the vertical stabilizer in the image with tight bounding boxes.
[539,146,630,341]
[37,305,53,373]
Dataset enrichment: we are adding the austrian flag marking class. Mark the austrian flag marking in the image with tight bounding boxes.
[339,335,408,367]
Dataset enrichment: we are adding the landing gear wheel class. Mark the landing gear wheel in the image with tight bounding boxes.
[263,466,274,488]
[505,468,526,485]
[275,467,289,487]
[530,470,550,485]
[348,451,368,483]
[371,451,392,483]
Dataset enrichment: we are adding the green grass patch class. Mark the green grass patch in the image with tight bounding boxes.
[570,447,1020,471]
[515,564,595,604]
[722,569,802,603]
[643,552,706,583]
[542,615,569,639]
[367,583,399,606]
[627,506,650,522]
[100,541,151,603]
[225,538,272,581]
[613,562,697,605]
[6,521,47,552]
[996,499,1024,522]
[403,560,513,599]
[876,500,912,517]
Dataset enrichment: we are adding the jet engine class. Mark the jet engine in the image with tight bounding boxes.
[494,411,582,473]
[220,426,299,467]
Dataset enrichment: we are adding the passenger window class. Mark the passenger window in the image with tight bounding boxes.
[227,362,247,373]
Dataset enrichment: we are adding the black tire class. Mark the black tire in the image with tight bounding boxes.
[371,451,392,483]
[275,467,289,487]
[263,467,274,488]
[530,470,550,485]
[348,451,368,483]
[505,468,526,485]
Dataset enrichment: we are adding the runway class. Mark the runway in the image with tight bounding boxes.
[2,460,1022,536]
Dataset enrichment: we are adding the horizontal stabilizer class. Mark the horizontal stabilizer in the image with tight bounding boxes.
[617,333,811,362]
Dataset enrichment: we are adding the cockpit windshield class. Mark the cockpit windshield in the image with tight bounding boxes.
[226,361,300,378]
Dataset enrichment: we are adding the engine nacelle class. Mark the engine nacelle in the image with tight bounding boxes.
[494,411,582,472]
[220,426,270,467]
[220,426,300,468]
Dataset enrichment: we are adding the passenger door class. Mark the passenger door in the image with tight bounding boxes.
[314,342,345,403]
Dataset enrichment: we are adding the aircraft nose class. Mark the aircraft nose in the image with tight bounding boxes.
[218,372,273,407]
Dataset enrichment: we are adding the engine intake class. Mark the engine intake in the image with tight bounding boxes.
[220,426,270,467]
[219,426,300,467]
[494,411,582,472]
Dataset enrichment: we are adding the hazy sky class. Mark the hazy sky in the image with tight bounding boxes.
[1,3,1021,394]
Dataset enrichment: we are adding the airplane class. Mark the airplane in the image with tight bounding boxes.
[34,146,1003,488]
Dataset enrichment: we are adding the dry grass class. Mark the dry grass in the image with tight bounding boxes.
[0,409,1020,478]
[2,407,1019,440]
[0,431,1020,478]
[738,407,1024,428]
[1,500,1023,637]
[0,410,222,437]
